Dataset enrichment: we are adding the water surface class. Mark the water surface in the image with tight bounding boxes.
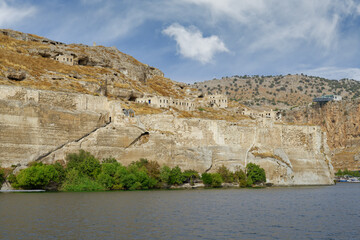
[1,184,359,239]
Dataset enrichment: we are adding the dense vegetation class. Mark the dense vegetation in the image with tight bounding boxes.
[6,150,267,191]
[0,167,5,186]
[335,169,360,177]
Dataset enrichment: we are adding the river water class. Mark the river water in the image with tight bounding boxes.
[0,183,359,240]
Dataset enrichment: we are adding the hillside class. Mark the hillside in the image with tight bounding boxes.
[192,75,360,109]
[0,29,248,121]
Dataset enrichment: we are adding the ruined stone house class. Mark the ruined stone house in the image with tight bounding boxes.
[135,95,196,111]
[203,94,228,108]
[55,54,74,65]
[242,108,281,120]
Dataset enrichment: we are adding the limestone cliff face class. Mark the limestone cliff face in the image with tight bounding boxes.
[0,85,333,185]
[284,100,360,171]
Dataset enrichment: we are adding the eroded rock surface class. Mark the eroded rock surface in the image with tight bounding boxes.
[0,86,334,185]
[285,100,360,171]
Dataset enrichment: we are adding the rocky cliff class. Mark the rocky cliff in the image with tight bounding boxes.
[0,29,334,185]
[0,85,333,185]
[285,100,360,171]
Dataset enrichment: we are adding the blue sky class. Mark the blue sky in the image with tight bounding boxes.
[1,0,360,83]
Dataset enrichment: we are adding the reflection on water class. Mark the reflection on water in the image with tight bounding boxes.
[1,184,359,239]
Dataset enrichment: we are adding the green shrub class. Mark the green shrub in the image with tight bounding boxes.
[143,160,161,179]
[14,163,61,190]
[101,161,121,176]
[201,172,223,187]
[336,169,360,177]
[66,150,101,178]
[233,167,247,187]
[97,173,115,189]
[246,178,253,187]
[182,170,200,185]
[61,169,105,192]
[246,163,266,184]
[110,163,158,190]
[160,166,171,184]
[201,173,212,186]
[216,165,234,183]
[210,173,223,187]
[7,173,17,185]
[0,167,5,185]
[168,166,185,185]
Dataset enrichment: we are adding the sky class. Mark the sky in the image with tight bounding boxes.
[1,0,360,83]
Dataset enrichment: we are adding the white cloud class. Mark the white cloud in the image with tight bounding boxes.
[303,67,360,81]
[162,23,229,64]
[182,0,358,52]
[0,1,36,27]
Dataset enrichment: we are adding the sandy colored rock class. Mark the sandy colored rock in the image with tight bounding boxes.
[0,85,334,186]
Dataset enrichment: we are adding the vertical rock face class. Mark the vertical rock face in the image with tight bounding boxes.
[0,86,334,185]
[285,100,360,171]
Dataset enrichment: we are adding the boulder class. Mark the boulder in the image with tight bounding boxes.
[6,69,27,81]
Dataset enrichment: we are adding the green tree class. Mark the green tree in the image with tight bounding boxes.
[182,170,200,185]
[66,150,101,178]
[61,168,105,192]
[201,172,223,187]
[0,167,5,186]
[144,160,161,179]
[210,173,223,187]
[168,166,185,185]
[216,165,234,183]
[159,165,170,181]
[96,161,121,189]
[14,163,61,189]
[233,167,247,187]
[246,163,266,184]
[201,173,212,186]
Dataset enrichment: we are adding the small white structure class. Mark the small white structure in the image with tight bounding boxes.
[56,54,74,65]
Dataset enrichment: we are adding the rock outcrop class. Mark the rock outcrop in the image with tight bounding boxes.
[0,85,334,185]
[285,100,360,171]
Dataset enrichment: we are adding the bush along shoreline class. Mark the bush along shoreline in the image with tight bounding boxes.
[4,150,267,191]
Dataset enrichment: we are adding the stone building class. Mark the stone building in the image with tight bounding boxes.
[204,94,228,108]
[136,93,227,111]
[242,108,281,120]
[136,95,196,111]
[56,54,74,65]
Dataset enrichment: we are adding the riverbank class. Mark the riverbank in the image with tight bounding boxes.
[1,151,267,192]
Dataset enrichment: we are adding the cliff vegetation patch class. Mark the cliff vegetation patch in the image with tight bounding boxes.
[5,151,267,191]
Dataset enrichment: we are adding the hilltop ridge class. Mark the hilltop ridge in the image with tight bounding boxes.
[0,29,192,100]
[192,74,360,109]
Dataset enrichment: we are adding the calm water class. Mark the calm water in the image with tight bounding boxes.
[1,183,360,240]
